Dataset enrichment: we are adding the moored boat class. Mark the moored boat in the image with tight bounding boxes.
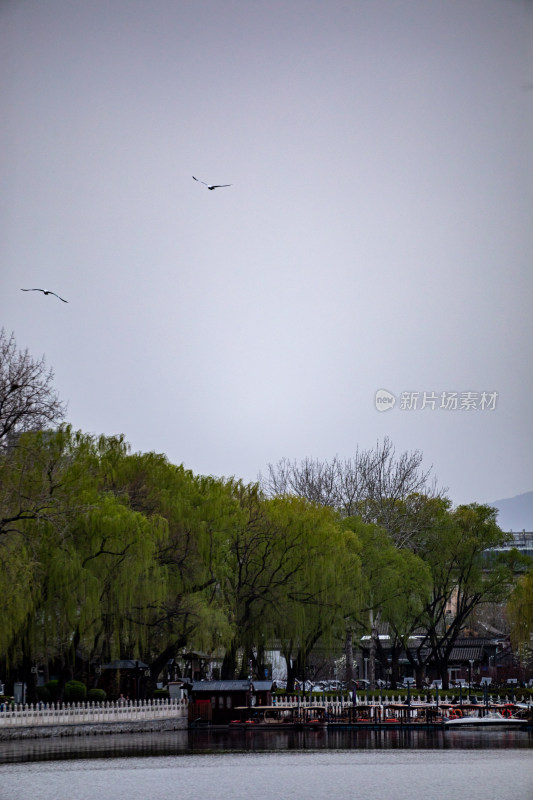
[229,705,328,730]
[444,709,527,730]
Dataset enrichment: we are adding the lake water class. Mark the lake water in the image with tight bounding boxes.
[1,729,531,800]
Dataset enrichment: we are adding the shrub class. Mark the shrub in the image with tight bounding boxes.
[153,689,170,700]
[44,680,61,701]
[36,686,51,702]
[87,688,107,702]
[64,680,87,702]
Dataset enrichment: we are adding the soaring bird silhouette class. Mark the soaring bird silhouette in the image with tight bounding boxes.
[21,288,68,303]
[192,176,232,190]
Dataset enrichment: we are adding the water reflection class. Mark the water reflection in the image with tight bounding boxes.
[1,727,531,764]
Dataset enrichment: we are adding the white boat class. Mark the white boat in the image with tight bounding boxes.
[444,711,526,730]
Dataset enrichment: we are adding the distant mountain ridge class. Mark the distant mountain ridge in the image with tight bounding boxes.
[488,491,533,532]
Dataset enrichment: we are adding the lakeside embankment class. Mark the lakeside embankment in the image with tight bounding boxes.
[0,698,188,740]
[0,716,187,741]
[2,694,531,739]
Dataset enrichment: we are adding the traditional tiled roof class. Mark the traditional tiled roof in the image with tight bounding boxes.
[192,680,272,692]
[449,645,485,662]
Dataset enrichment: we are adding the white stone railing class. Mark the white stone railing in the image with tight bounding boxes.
[2,693,527,729]
[0,698,188,728]
[275,694,349,708]
[274,693,530,708]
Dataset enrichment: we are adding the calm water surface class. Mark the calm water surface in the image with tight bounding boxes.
[0,730,531,800]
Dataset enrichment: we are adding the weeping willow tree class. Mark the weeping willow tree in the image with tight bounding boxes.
[22,497,167,681]
[341,515,431,688]
[507,571,533,677]
[0,530,36,663]
[411,503,512,688]
[259,497,361,691]
[1,428,262,690]
[214,487,353,680]
[1,429,169,692]
[0,426,90,663]
[106,452,238,685]
[217,482,283,679]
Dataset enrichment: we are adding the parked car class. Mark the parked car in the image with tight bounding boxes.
[324,680,345,691]
[299,681,328,692]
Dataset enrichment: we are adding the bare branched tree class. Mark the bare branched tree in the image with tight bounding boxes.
[263,456,339,506]
[332,455,363,516]
[0,329,66,447]
[262,437,445,547]
[355,438,443,547]
[357,437,431,506]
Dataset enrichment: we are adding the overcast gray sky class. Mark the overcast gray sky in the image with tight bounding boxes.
[2,0,532,507]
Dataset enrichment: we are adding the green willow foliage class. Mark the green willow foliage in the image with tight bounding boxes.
[2,428,364,678]
[0,426,518,686]
[0,429,168,667]
[507,571,533,665]
[269,498,362,681]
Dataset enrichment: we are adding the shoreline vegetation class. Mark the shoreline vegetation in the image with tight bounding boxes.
[1,331,532,705]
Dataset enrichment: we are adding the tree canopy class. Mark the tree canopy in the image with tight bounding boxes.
[1,334,522,696]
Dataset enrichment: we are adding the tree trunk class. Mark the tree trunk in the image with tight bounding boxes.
[415,664,425,690]
[221,642,238,679]
[148,641,185,697]
[440,658,450,690]
[344,628,354,685]
[390,647,400,688]
[285,655,298,693]
[369,609,380,689]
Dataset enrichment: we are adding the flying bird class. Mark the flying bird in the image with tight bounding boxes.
[21,288,68,303]
[192,176,232,190]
